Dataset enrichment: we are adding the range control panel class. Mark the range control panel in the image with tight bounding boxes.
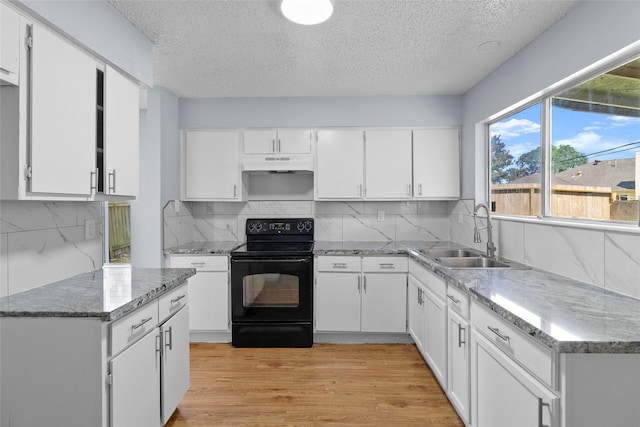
[245,218,314,235]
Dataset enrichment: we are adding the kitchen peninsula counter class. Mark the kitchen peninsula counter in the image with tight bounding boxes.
[0,267,195,321]
[314,240,640,354]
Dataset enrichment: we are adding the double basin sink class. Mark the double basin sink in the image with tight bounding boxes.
[416,248,530,270]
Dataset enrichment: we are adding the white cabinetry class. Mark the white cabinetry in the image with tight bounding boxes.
[364,130,413,199]
[29,22,96,197]
[471,302,558,427]
[315,256,407,334]
[315,129,364,199]
[168,255,230,337]
[412,128,460,200]
[408,259,447,388]
[181,130,243,201]
[103,64,139,197]
[446,284,470,424]
[0,3,19,85]
[244,129,312,154]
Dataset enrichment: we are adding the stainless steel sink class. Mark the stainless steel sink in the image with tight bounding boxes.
[418,248,479,258]
[432,257,512,269]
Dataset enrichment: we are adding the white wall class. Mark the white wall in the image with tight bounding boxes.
[458,0,640,298]
[131,87,180,267]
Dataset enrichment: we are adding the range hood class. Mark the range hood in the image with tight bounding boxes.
[241,155,314,173]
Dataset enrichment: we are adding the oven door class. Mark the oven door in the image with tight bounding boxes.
[231,256,313,323]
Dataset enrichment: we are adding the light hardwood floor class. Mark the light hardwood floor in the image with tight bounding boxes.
[166,343,463,426]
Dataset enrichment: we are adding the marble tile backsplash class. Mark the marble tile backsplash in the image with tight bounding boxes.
[163,200,453,245]
[0,201,103,297]
[450,200,640,300]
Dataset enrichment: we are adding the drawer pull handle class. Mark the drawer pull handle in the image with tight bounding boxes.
[332,263,348,268]
[190,262,206,266]
[487,326,510,343]
[538,398,550,427]
[458,324,466,348]
[379,263,395,269]
[132,317,153,330]
[447,294,461,305]
[171,294,186,304]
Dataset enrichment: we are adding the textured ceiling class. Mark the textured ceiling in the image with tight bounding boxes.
[109,0,582,98]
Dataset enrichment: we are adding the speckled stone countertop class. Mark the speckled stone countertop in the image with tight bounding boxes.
[0,267,195,322]
[163,241,242,255]
[315,240,640,354]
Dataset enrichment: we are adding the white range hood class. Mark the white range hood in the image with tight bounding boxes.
[241,155,314,173]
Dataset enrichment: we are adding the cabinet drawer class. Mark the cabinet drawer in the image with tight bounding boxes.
[111,301,158,356]
[409,259,446,300]
[316,256,361,272]
[159,283,188,323]
[446,284,469,320]
[169,255,228,271]
[471,302,554,388]
[362,256,408,272]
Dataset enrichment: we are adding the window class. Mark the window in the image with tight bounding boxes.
[490,56,640,224]
[104,201,131,264]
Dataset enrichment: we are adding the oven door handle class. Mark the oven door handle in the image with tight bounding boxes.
[231,258,311,263]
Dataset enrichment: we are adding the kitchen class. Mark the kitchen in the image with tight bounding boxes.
[1,1,640,426]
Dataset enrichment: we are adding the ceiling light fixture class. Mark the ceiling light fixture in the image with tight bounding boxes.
[281,0,334,25]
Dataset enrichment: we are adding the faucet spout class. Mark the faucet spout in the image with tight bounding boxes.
[473,203,496,258]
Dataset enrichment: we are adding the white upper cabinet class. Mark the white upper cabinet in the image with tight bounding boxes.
[413,128,460,200]
[103,65,139,198]
[182,130,243,200]
[0,3,20,85]
[29,23,96,196]
[315,130,364,199]
[364,130,413,199]
[244,129,312,154]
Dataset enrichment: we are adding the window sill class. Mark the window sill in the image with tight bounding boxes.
[492,214,640,235]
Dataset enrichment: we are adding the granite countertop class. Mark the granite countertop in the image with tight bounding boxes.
[163,239,640,354]
[0,267,195,322]
[163,241,242,255]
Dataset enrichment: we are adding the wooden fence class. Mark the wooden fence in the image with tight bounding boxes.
[492,183,636,221]
[108,203,130,262]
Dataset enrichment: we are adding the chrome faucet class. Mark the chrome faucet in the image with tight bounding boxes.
[473,203,496,258]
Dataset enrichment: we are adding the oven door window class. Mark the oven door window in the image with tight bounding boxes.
[243,273,299,307]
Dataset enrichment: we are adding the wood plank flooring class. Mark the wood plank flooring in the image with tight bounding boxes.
[166,343,463,426]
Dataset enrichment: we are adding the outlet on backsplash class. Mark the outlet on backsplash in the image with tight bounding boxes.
[377,210,385,221]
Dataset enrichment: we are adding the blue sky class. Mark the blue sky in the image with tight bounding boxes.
[490,104,640,162]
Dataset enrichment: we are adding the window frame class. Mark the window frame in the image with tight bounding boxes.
[486,48,640,230]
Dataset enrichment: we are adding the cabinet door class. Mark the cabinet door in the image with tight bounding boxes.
[472,330,558,427]
[364,130,412,199]
[277,129,313,154]
[161,306,190,424]
[316,130,364,199]
[413,128,460,199]
[104,65,139,197]
[0,4,19,85]
[243,129,277,154]
[30,23,96,196]
[183,131,241,200]
[189,271,229,331]
[447,310,470,423]
[110,329,161,427]
[315,272,361,332]
[423,286,447,388]
[361,273,407,333]
[407,276,425,352]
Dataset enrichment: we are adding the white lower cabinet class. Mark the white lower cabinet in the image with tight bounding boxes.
[315,256,407,334]
[446,283,470,424]
[408,259,447,388]
[110,329,161,427]
[160,305,190,424]
[471,302,558,427]
[168,255,230,334]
